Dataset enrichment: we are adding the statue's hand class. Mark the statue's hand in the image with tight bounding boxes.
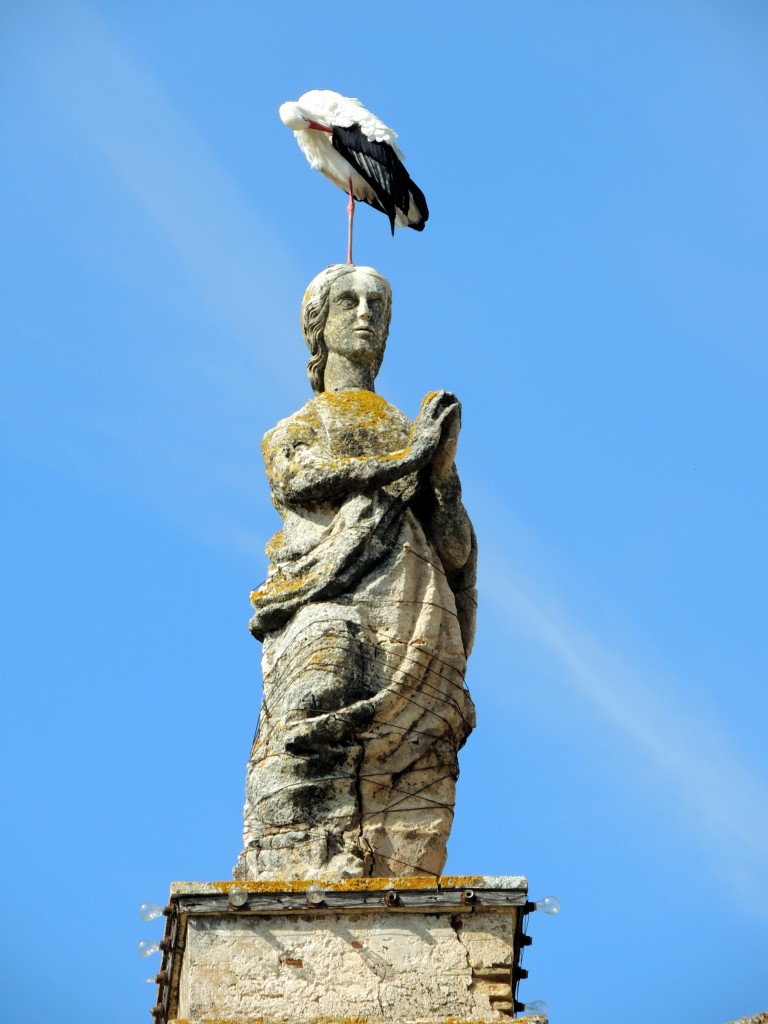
[419,391,471,575]
[411,391,461,461]
[430,404,461,484]
[412,391,462,483]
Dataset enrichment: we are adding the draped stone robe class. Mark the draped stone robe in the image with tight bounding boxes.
[236,389,476,880]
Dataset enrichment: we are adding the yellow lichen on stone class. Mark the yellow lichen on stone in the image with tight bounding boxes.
[251,571,320,605]
[181,875,487,896]
[377,448,408,462]
[265,530,284,558]
[318,389,392,430]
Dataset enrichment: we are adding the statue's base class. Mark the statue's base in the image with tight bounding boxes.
[152,875,544,1024]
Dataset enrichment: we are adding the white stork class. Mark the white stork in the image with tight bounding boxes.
[278,89,429,265]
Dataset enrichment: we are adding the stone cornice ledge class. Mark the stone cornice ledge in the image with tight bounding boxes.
[170,875,528,895]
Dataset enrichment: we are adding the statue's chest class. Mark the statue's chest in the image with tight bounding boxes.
[314,395,410,459]
[323,420,409,458]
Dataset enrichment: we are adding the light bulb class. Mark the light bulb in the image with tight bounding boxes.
[534,895,560,915]
[143,977,157,984]
[523,999,548,1015]
[138,901,164,922]
[229,885,248,908]
[137,939,160,958]
[306,883,325,906]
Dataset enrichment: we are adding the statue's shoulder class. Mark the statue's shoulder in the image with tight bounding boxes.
[312,389,412,432]
[262,396,323,454]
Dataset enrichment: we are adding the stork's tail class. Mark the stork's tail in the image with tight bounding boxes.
[399,179,428,232]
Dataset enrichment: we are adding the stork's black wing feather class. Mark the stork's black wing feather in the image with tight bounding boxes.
[406,178,429,232]
[332,124,416,234]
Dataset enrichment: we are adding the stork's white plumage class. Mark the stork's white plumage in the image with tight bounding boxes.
[279,90,429,264]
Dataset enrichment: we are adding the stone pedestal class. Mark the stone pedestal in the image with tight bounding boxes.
[151,876,544,1024]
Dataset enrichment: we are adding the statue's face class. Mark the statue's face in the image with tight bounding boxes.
[323,270,390,370]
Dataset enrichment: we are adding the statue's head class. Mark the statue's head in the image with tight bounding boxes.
[301,265,392,393]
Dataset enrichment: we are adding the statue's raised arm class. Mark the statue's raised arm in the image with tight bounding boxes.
[263,388,462,505]
[236,265,477,882]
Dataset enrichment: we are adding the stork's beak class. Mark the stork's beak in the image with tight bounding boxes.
[305,118,333,134]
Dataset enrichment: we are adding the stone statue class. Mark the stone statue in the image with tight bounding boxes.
[235,265,476,880]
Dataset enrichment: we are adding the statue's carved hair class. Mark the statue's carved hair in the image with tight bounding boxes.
[301,264,392,394]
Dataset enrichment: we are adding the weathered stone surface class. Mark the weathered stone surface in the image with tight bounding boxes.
[177,910,511,1021]
[170,1016,545,1023]
[165,877,529,1024]
[171,1018,545,1024]
[171,1017,545,1024]
[236,266,477,880]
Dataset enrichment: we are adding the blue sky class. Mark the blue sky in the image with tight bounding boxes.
[1,1,766,1021]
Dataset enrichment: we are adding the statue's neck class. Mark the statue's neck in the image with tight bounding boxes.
[323,353,376,393]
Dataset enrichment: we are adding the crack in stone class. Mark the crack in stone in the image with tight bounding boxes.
[449,915,474,1001]
[351,741,376,876]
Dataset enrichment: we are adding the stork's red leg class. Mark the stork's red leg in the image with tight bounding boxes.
[347,178,355,265]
